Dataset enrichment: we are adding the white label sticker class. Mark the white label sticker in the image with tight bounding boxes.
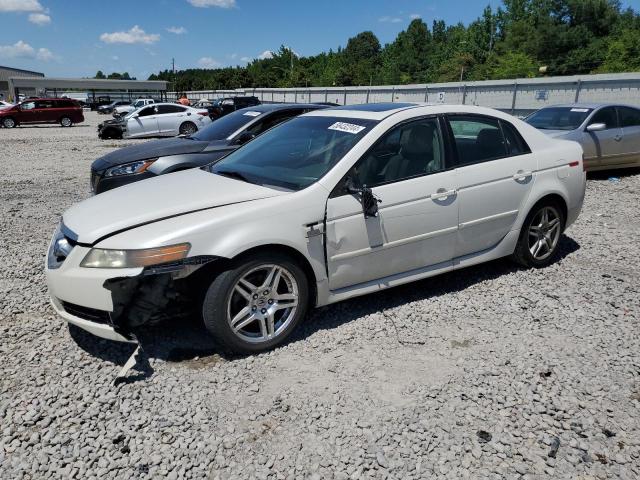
[328,122,366,134]
[243,111,261,117]
[571,108,589,112]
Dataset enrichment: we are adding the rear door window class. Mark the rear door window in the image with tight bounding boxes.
[447,115,508,166]
[157,104,186,115]
[617,107,640,128]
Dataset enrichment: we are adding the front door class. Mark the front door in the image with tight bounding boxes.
[582,106,624,169]
[446,114,537,257]
[326,117,459,290]
[126,105,159,137]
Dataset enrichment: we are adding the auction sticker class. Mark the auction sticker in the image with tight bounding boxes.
[570,108,589,113]
[328,122,366,134]
[243,111,262,117]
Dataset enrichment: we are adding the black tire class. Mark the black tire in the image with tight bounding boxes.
[179,121,197,135]
[2,117,16,128]
[512,199,565,268]
[202,251,309,354]
[60,116,73,127]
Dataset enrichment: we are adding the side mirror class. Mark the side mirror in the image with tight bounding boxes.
[236,132,255,144]
[586,123,606,132]
[345,177,381,218]
[131,113,139,119]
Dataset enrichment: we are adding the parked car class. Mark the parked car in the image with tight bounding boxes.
[98,100,131,115]
[88,96,112,111]
[0,100,14,110]
[98,103,211,140]
[192,99,219,120]
[92,103,327,193]
[0,98,84,128]
[210,96,261,119]
[114,98,156,117]
[47,103,585,354]
[525,103,640,171]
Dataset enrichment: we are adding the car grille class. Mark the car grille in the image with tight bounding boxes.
[61,301,112,325]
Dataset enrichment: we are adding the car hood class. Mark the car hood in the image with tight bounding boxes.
[92,137,210,170]
[63,168,287,244]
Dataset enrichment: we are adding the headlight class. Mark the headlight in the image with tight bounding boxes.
[104,158,157,177]
[80,243,190,268]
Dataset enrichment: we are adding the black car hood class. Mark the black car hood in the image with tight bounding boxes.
[92,137,211,170]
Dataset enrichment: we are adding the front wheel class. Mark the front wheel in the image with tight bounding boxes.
[202,252,309,354]
[2,117,16,128]
[512,201,565,268]
[60,117,73,127]
[179,121,197,135]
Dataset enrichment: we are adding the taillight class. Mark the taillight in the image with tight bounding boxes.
[569,161,579,167]
[198,111,208,116]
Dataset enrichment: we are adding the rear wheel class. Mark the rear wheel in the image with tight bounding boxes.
[179,121,197,135]
[202,252,309,354]
[513,201,565,268]
[60,117,73,127]
[2,117,16,128]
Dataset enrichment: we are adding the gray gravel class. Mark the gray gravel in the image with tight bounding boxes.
[1,112,639,479]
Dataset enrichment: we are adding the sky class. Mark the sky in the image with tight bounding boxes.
[1,0,639,80]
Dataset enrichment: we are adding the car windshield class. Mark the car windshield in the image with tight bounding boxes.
[207,116,377,191]
[191,108,265,141]
[525,107,593,131]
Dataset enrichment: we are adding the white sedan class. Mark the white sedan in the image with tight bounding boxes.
[121,103,211,138]
[0,100,14,110]
[46,103,585,354]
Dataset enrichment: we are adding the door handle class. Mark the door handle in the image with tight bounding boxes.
[614,135,622,142]
[513,170,533,180]
[431,188,457,200]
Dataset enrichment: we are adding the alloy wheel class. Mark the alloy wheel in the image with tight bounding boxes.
[61,117,72,127]
[3,118,15,128]
[227,264,299,344]
[527,206,561,261]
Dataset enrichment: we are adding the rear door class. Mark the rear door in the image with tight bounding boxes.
[126,106,159,137]
[446,114,536,258]
[616,106,640,167]
[156,104,187,135]
[326,116,458,290]
[582,106,624,168]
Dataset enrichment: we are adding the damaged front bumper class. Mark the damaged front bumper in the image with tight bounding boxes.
[46,243,217,343]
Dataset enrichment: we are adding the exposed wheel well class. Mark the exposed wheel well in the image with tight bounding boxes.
[188,244,319,309]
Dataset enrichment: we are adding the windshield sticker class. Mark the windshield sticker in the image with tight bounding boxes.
[328,122,366,134]
[570,108,589,112]
[243,111,261,117]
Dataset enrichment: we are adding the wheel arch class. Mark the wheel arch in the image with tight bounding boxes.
[523,192,568,231]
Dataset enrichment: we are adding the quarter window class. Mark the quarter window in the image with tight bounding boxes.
[500,120,530,155]
[618,107,640,128]
[589,107,618,129]
[350,118,444,187]
[448,115,507,165]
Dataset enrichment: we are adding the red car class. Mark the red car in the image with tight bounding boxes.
[0,98,84,128]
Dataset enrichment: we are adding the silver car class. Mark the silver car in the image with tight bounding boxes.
[526,103,640,171]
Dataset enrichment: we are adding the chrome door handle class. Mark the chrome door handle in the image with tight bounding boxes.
[513,170,532,180]
[614,135,622,142]
[431,188,457,200]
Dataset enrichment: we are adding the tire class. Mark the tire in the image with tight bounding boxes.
[179,121,197,135]
[60,117,73,127]
[202,252,309,354]
[512,199,565,268]
[2,117,16,128]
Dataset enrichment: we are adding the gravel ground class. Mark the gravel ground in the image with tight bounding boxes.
[1,112,639,480]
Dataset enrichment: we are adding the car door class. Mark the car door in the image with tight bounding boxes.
[582,106,624,169]
[325,117,458,290]
[447,114,537,258]
[18,101,38,123]
[156,104,187,135]
[616,106,640,167]
[126,106,159,137]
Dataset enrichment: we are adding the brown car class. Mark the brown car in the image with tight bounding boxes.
[0,98,84,128]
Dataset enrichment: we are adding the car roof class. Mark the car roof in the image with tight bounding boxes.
[542,103,640,110]
[234,103,327,114]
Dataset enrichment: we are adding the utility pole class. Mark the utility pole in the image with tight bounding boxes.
[172,58,176,96]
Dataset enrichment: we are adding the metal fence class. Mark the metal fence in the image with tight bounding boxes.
[169,72,640,117]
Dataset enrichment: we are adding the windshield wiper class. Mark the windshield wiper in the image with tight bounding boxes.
[215,169,255,184]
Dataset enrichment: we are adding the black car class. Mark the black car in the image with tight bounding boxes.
[97,100,131,115]
[211,96,261,119]
[90,103,327,193]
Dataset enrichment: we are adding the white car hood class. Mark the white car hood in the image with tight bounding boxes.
[63,168,286,244]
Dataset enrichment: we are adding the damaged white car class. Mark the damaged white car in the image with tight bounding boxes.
[46,103,586,354]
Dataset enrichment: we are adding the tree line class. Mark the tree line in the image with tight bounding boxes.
[147,0,640,91]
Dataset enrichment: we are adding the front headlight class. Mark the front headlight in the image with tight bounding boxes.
[80,243,190,268]
[104,158,157,177]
